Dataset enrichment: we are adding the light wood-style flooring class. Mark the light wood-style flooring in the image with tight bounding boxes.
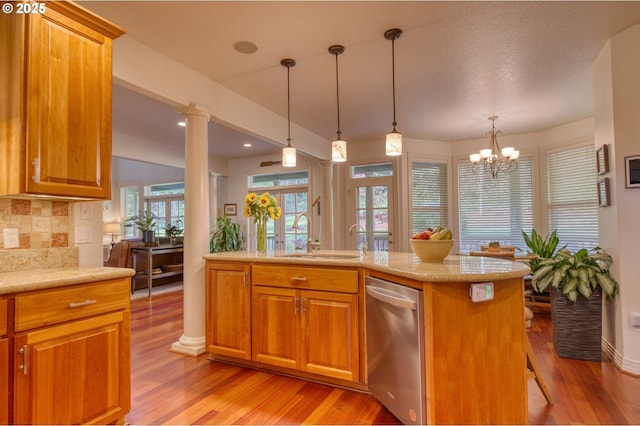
[128,288,640,425]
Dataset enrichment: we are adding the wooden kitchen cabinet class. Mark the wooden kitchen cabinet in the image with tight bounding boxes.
[252,265,360,382]
[205,262,251,360]
[1,298,8,425]
[11,277,131,425]
[0,1,124,199]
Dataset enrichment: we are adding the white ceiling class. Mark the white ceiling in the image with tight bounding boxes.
[80,1,640,160]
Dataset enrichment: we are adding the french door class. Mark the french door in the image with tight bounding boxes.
[348,177,394,252]
[262,189,309,251]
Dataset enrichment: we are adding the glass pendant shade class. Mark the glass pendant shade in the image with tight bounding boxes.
[332,139,347,162]
[385,131,402,156]
[469,153,482,163]
[282,145,296,167]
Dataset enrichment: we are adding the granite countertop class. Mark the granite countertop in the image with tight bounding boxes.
[0,266,136,295]
[204,250,530,282]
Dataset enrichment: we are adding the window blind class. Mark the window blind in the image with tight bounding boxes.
[458,157,534,253]
[410,161,448,234]
[546,144,598,251]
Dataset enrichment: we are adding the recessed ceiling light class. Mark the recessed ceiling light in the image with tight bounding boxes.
[243,143,252,147]
[177,121,186,127]
[234,41,258,54]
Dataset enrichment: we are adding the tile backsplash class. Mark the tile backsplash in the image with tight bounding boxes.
[0,198,72,249]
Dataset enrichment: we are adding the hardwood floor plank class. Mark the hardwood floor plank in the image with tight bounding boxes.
[128,289,640,425]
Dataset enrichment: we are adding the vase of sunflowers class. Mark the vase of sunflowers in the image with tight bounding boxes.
[243,191,281,253]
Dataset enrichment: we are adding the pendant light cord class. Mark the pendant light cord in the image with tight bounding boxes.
[334,52,342,139]
[286,64,292,146]
[391,37,397,131]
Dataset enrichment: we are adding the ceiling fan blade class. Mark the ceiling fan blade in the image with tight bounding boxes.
[260,160,282,167]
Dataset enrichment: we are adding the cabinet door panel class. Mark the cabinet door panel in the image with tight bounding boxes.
[302,291,359,382]
[251,287,299,369]
[14,311,130,425]
[1,338,7,425]
[26,8,112,198]
[206,265,251,359]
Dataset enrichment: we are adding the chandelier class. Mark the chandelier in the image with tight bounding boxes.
[469,116,519,178]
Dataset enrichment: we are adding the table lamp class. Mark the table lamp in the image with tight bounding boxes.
[103,222,121,248]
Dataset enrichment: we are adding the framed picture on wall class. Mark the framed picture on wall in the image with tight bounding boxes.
[598,178,610,207]
[224,203,237,216]
[625,155,640,188]
[596,144,609,175]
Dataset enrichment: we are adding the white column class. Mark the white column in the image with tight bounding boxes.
[319,161,334,249]
[171,104,210,357]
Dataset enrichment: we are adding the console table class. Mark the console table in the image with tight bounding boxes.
[132,245,183,296]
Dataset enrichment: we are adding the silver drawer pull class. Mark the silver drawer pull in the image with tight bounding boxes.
[69,299,97,308]
[19,345,28,375]
[291,276,308,282]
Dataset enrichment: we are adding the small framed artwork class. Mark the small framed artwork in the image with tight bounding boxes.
[596,144,609,175]
[224,203,237,216]
[625,155,640,188]
[597,178,610,207]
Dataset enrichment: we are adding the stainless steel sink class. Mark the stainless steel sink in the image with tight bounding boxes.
[275,253,360,260]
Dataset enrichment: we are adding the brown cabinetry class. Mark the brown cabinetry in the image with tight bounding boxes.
[251,265,360,382]
[1,298,8,425]
[205,262,251,360]
[0,1,124,199]
[10,277,131,425]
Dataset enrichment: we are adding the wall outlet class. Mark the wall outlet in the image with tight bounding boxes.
[3,228,19,249]
[630,312,640,327]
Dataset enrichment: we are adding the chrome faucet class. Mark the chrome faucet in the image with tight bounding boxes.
[349,224,368,256]
[293,213,317,253]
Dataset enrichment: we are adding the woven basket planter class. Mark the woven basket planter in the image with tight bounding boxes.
[550,286,602,362]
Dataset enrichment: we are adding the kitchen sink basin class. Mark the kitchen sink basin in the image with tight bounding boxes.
[275,253,360,260]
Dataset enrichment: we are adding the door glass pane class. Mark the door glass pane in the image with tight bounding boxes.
[354,184,390,252]
[282,192,308,251]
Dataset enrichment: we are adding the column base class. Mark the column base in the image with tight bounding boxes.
[170,334,206,357]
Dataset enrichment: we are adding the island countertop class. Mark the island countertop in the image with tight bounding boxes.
[204,250,530,282]
[0,266,136,295]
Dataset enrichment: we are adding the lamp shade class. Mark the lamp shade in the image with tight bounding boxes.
[385,131,402,156]
[282,146,296,167]
[332,139,347,162]
[103,222,121,234]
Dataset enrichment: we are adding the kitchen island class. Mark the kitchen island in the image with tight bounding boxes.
[204,250,530,425]
[0,266,134,425]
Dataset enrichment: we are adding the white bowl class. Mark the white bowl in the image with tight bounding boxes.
[410,239,454,262]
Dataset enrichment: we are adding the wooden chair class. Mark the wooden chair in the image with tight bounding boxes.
[104,241,131,268]
[526,334,553,404]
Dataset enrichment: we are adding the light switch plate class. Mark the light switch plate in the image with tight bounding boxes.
[3,228,19,248]
[469,282,494,303]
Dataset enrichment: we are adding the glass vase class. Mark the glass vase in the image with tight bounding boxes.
[256,219,267,253]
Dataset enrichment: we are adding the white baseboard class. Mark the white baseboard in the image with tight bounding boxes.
[602,338,640,376]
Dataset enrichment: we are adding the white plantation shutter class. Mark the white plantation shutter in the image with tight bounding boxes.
[410,161,448,234]
[546,144,598,251]
[458,157,534,253]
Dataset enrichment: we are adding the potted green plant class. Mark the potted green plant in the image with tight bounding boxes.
[530,245,619,361]
[165,219,183,245]
[522,229,560,273]
[210,215,245,253]
[125,210,158,243]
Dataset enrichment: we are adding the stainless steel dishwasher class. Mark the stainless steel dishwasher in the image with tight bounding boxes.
[365,276,426,425]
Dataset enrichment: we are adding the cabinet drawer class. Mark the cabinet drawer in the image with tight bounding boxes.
[0,298,6,336]
[15,278,130,331]
[252,265,358,293]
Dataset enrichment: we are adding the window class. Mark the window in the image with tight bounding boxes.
[546,144,598,251]
[121,186,140,239]
[249,171,308,188]
[351,162,393,179]
[458,157,534,253]
[410,160,448,234]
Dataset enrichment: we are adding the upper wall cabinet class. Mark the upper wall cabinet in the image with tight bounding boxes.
[0,1,124,199]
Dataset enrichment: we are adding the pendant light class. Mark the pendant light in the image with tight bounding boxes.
[384,28,403,156]
[329,45,347,163]
[281,58,297,167]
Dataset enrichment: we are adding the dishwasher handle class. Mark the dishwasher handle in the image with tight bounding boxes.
[366,285,416,311]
